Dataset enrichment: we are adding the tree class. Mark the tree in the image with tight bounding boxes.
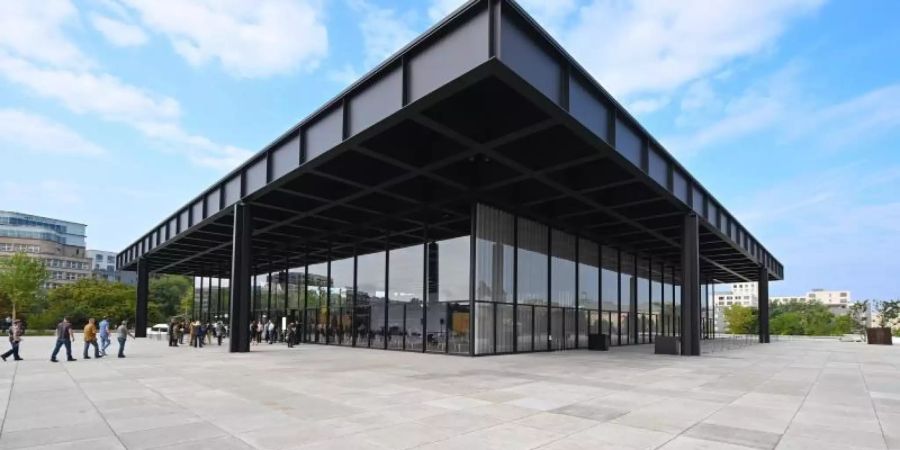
[848,301,868,337]
[771,312,804,335]
[0,252,49,320]
[30,279,136,330]
[149,275,192,323]
[723,305,757,334]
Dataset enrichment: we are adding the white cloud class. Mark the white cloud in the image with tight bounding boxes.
[627,96,670,115]
[90,13,148,47]
[0,3,252,172]
[0,109,106,157]
[0,52,180,124]
[0,0,89,68]
[350,0,418,70]
[428,0,465,23]
[662,63,900,158]
[122,0,328,78]
[733,165,900,299]
[328,63,363,87]
[0,179,85,206]
[562,0,823,100]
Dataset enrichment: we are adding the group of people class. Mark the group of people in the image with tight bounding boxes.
[249,319,299,348]
[167,319,227,348]
[1,316,135,363]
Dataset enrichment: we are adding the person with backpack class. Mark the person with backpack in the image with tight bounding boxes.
[2,319,24,361]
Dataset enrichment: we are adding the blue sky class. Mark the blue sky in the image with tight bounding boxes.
[1,0,898,299]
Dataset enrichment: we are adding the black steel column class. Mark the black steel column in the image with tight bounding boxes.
[135,258,149,337]
[758,266,770,343]
[207,275,212,323]
[229,203,252,353]
[681,213,701,356]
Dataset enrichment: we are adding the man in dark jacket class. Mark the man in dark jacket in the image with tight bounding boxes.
[1,319,24,361]
[50,317,76,362]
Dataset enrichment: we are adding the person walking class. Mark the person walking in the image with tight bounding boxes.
[168,320,178,347]
[286,322,296,348]
[83,318,102,359]
[2,319,24,361]
[197,322,206,348]
[116,320,135,358]
[98,317,111,356]
[250,321,258,346]
[50,317,76,362]
[177,320,185,345]
[205,322,213,345]
[215,321,225,346]
[267,320,276,344]
[190,320,198,348]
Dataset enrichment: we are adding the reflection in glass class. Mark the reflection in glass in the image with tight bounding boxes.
[601,247,618,344]
[389,243,423,351]
[307,262,328,343]
[331,257,354,346]
[621,252,635,345]
[433,236,470,353]
[578,239,599,347]
[357,251,385,348]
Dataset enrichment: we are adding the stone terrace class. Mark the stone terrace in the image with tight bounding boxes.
[0,336,898,449]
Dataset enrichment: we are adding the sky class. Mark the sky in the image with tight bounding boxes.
[0,0,898,300]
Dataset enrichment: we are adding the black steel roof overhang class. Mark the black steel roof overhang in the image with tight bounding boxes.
[118,0,783,283]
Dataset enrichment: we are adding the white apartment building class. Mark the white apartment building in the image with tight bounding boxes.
[772,288,852,315]
[715,282,758,307]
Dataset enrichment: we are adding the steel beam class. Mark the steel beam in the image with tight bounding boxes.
[135,258,149,338]
[229,203,253,352]
[758,266,770,343]
[680,213,701,356]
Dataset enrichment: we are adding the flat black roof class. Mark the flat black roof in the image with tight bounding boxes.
[118,0,782,283]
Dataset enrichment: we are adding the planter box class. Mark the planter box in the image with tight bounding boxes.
[587,333,610,351]
[866,327,893,345]
[655,336,681,355]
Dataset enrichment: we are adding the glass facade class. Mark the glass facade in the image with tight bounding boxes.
[257,203,717,356]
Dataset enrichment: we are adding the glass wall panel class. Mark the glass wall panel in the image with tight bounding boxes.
[448,303,470,355]
[432,235,470,353]
[389,243,423,351]
[288,268,304,324]
[475,205,514,303]
[662,267,673,337]
[620,252,635,345]
[517,218,548,305]
[517,218,547,351]
[578,239,599,347]
[331,257,354,346]
[475,302,493,354]
[534,306,549,351]
[637,257,650,343]
[307,263,328,343]
[651,263,663,338]
[517,305,533,352]
[601,246,618,344]
[496,303,514,353]
[674,270,682,337]
[551,230,575,350]
[357,251,386,349]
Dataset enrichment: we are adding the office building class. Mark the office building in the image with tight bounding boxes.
[0,210,90,289]
[118,0,783,355]
[87,249,137,285]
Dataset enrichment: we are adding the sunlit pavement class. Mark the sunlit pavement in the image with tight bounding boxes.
[0,336,898,449]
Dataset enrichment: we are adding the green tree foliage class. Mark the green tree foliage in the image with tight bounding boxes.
[767,300,856,336]
[149,274,192,323]
[723,304,758,334]
[0,252,49,319]
[30,278,137,329]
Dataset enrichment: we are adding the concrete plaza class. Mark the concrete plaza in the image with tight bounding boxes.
[0,336,897,450]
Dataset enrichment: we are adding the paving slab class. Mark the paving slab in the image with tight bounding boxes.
[0,336,897,449]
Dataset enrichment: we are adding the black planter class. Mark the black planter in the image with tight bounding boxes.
[866,327,893,345]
